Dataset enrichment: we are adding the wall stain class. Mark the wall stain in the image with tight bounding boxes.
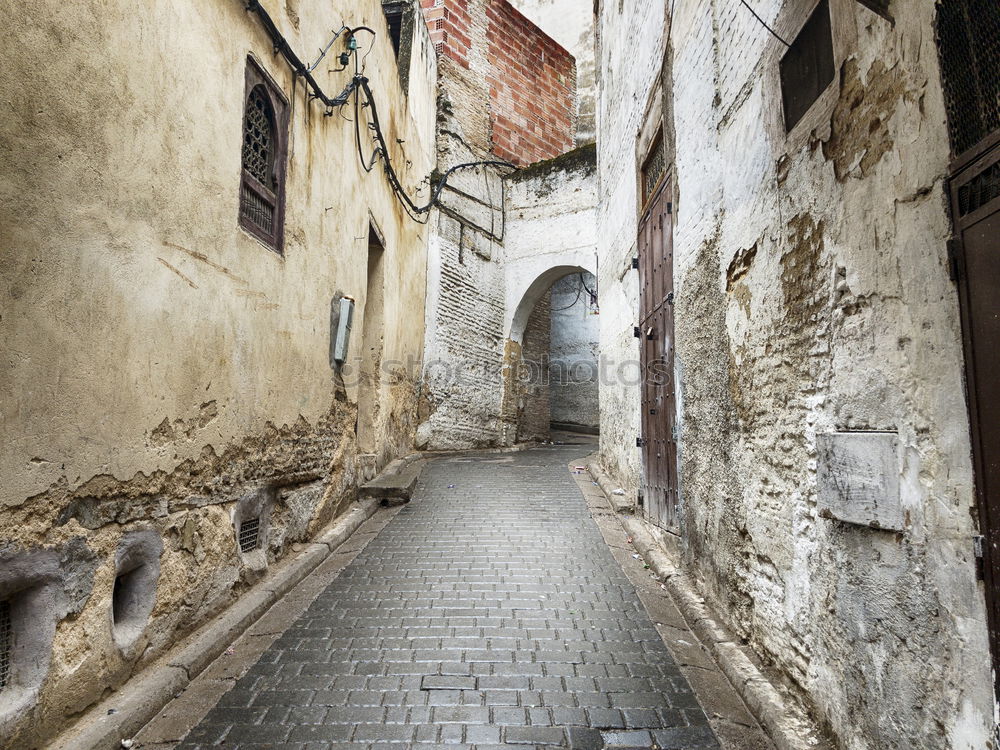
[823,59,907,182]
[156,257,198,289]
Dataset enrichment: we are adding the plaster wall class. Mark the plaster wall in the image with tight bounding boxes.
[594,0,664,498]
[0,1,436,746]
[596,0,994,747]
[549,273,600,431]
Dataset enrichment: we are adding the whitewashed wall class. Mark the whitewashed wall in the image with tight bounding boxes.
[596,0,995,747]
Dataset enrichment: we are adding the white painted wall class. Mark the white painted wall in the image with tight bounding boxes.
[550,273,600,430]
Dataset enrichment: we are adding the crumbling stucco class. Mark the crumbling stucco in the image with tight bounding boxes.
[597,0,994,747]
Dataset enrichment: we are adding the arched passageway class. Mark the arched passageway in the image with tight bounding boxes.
[501,265,600,444]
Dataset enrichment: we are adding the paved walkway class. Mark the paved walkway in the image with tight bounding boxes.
[174,445,721,750]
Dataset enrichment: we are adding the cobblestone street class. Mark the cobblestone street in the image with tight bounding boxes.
[161,444,732,749]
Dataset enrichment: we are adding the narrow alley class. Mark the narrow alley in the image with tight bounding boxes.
[138,443,748,750]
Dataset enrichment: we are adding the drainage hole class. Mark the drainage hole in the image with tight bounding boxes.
[112,566,147,627]
[239,517,261,553]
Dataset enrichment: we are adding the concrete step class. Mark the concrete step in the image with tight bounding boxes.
[359,460,424,506]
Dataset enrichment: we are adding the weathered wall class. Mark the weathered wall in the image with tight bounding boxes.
[420,0,577,165]
[485,1,576,165]
[593,0,664,497]
[549,273,600,431]
[508,0,597,144]
[596,0,994,747]
[515,291,552,442]
[0,0,436,746]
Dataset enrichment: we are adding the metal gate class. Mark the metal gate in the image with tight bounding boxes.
[637,160,677,530]
[951,143,1000,688]
[937,0,1000,693]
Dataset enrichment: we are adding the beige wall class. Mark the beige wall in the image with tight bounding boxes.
[0,0,435,746]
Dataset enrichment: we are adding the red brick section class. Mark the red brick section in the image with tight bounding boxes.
[485,0,576,165]
[420,0,472,69]
[419,0,577,166]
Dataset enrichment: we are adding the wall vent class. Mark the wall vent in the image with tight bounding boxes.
[957,161,1000,217]
[0,600,11,691]
[239,517,261,553]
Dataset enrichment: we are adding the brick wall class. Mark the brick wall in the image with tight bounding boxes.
[485,0,576,165]
[420,0,576,166]
[419,0,472,68]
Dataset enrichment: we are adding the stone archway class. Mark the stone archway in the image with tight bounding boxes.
[501,263,597,445]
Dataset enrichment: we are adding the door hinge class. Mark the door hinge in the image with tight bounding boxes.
[636,436,647,448]
[633,325,641,338]
[631,257,639,270]
[667,202,673,215]
[947,238,963,283]
[666,291,675,306]
[974,535,985,581]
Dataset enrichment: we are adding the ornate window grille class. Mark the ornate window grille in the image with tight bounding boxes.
[239,59,289,253]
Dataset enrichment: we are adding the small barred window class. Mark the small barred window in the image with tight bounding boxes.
[642,133,666,206]
[238,58,288,253]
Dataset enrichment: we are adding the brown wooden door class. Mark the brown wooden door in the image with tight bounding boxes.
[951,143,1000,685]
[638,179,677,530]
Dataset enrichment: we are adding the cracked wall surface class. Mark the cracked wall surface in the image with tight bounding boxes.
[597,0,994,747]
[0,0,436,746]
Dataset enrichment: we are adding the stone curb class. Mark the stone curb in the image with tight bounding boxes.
[586,461,825,750]
[48,498,380,750]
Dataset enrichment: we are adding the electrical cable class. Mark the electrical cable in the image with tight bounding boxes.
[550,277,585,312]
[307,26,349,72]
[738,0,791,47]
[242,0,516,224]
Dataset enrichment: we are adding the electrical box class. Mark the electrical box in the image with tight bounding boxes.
[333,296,355,365]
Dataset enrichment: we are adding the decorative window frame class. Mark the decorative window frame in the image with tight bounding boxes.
[636,80,666,217]
[238,55,290,255]
[761,0,859,160]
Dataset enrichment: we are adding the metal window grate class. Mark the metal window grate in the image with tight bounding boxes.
[642,134,666,204]
[937,0,1000,157]
[958,161,1000,216]
[238,517,261,553]
[240,182,275,235]
[242,86,273,185]
[0,600,11,691]
[780,0,835,132]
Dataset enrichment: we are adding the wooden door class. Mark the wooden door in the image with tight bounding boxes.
[638,173,677,530]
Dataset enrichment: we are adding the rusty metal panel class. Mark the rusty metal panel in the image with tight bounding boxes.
[950,142,1000,693]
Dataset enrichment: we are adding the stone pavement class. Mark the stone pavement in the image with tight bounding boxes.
[166,444,733,750]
